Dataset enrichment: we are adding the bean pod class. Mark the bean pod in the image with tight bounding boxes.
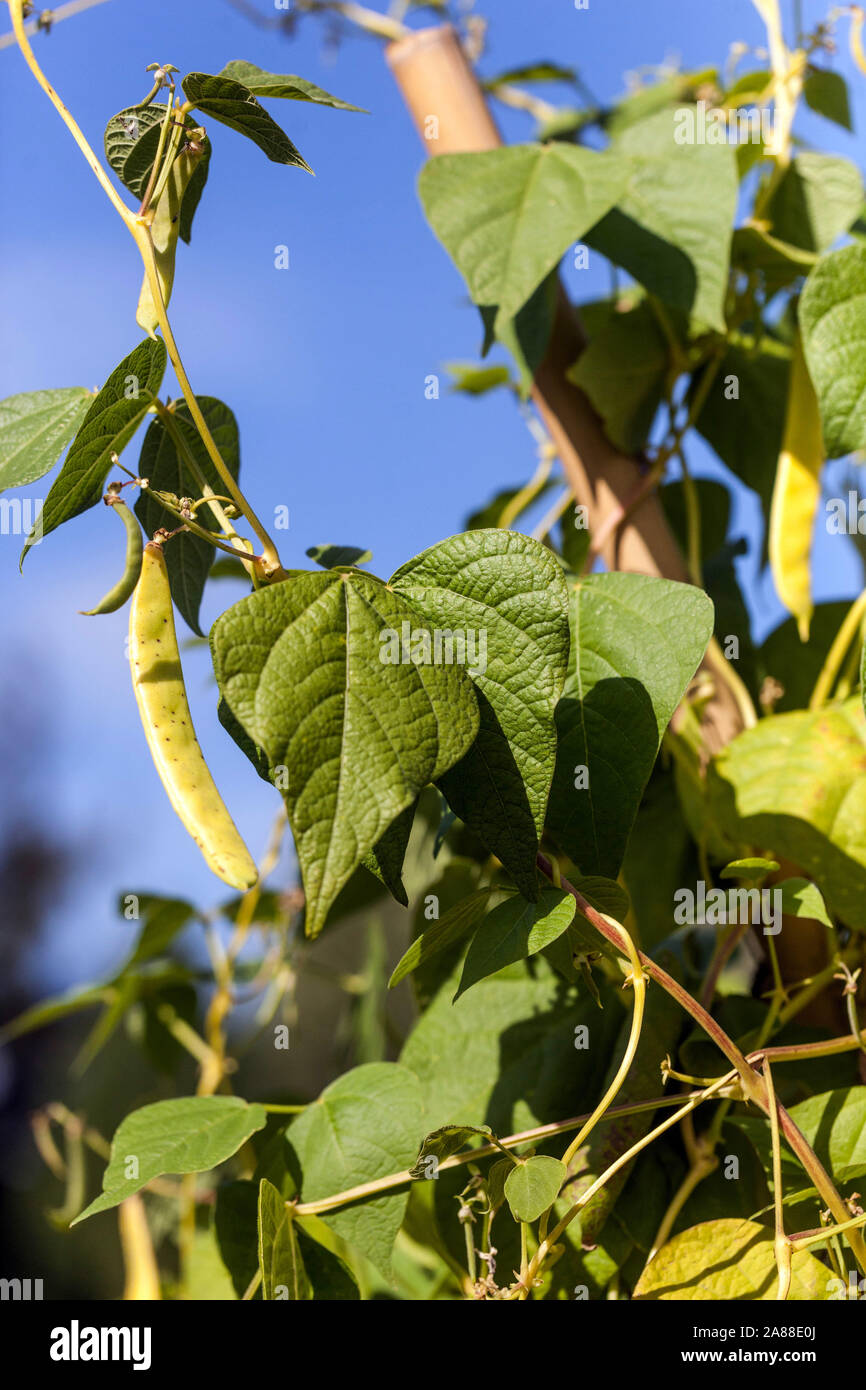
[129,540,258,890]
[80,499,143,616]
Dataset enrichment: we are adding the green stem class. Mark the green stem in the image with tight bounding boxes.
[136,483,261,562]
[561,917,646,1168]
[135,228,281,572]
[809,588,866,709]
[137,91,175,217]
[764,1057,792,1301]
[151,401,247,545]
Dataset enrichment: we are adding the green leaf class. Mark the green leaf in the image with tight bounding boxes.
[465,477,557,530]
[258,1178,312,1300]
[135,397,241,634]
[104,105,212,243]
[801,242,866,458]
[691,336,790,516]
[117,892,196,967]
[775,1088,866,1185]
[0,981,110,1044]
[719,857,780,883]
[803,68,852,129]
[584,109,738,332]
[504,1155,566,1223]
[731,225,818,294]
[218,61,366,112]
[73,1096,268,1223]
[391,530,570,897]
[568,301,668,453]
[181,72,312,171]
[360,802,415,907]
[447,362,513,397]
[181,1220,238,1300]
[0,388,93,492]
[455,888,576,1000]
[708,698,866,929]
[547,572,714,877]
[285,1063,424,1278]
[21,339,166,562]
[632,1218,833,1299]
[418,143,626,331]
[388,886,497,989]
[483,61,578,88]
[777,876,834,929]
[767,153,863,254]
[568,875,630,922]
[490,273,560,396]
[401,956,621,1134]
[409,1124,494,1178]
[215,1180,260,1297]
[211,569,479,936]
[305,543,372,569]
[757,603,850,714]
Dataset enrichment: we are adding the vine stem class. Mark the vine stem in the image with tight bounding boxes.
[764,1057,792,1300]
[808,587,866,708]
[291,1091,715,1217]
[535,852,866,1274]
[151,402,246,545]
[561,918,646,1168]
[6,0,134,223]
[6,0,283,577]
[644,1145,718,1266]
[135,232,281,573]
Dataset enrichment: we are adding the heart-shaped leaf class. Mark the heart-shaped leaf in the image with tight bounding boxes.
[285,1063,423,1278]
[391,530,570,897]
[210,569,479,936]
[419,143,626,331]
[73,1096,267,1223]
[504,1155,567,1223]
[104,105,212,243]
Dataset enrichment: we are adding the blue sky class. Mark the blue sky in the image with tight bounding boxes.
[1,0,863,991]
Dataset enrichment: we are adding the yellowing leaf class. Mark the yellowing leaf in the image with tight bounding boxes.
[633,1218,833,1300]
[769,333,824,641]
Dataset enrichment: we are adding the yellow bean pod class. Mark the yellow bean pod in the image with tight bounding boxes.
[80,499,143,615]
[769,332,824,642]
[129,541,258,890]
[136,134,205,337]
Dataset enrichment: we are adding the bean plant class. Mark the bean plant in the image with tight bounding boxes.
[3,0,866,1303]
